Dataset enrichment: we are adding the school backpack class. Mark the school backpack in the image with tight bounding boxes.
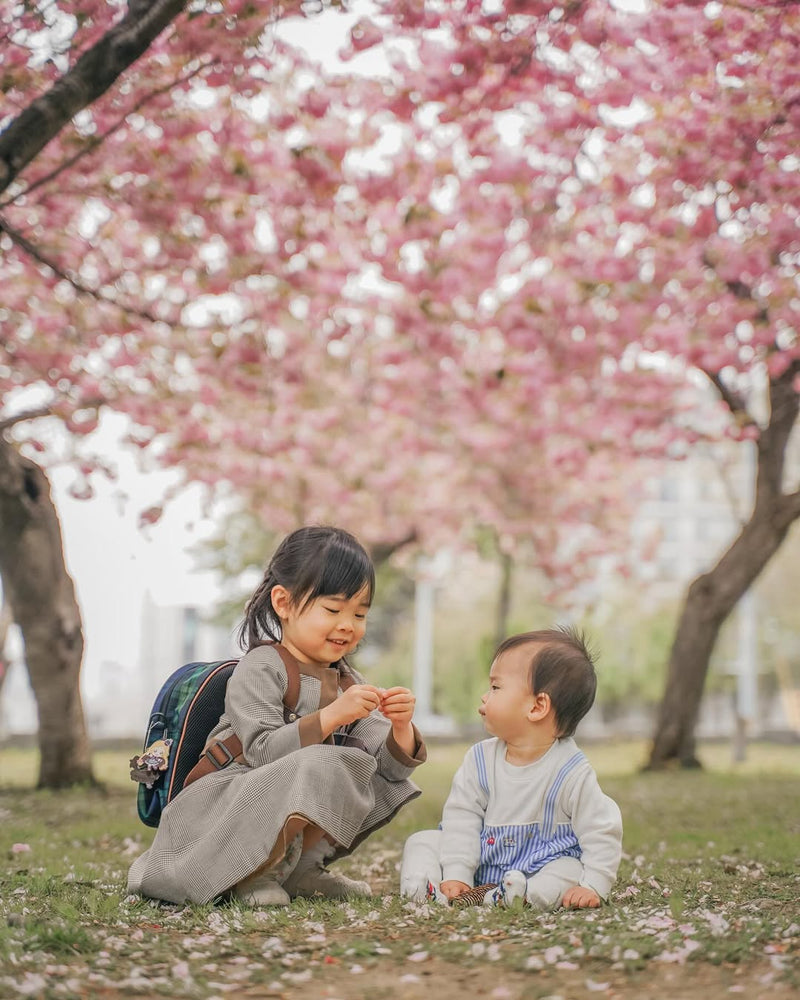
[131,648,300,828]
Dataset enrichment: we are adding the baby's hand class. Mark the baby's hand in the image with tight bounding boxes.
[439,880,471,901]
[561,885,601,909]
[379,686,415,727]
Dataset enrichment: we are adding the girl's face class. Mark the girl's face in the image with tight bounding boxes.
[274,584,370,666]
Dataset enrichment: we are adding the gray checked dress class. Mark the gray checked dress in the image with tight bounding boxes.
[127,645,426,904]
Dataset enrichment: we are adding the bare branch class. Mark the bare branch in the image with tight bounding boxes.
[0,0,189,195]
[0,58,213,210]
[774,488,800,535]
[370,529,418,565]
[0,214,161,323]
[0,396,106,436]
[701,368,758,428]
[701,249,769,324]
[0,406,53,433]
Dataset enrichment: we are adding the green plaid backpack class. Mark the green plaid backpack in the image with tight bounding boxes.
[131,659,239,827]
[131,649,300,827]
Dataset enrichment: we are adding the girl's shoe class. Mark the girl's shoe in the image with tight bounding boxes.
[284,864,372,899]
[233,874,291,907]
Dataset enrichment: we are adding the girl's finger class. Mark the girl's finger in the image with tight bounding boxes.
[382,686,411,698]
[381,690,414,704]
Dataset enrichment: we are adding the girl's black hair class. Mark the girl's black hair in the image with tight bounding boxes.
[237,525,375,656]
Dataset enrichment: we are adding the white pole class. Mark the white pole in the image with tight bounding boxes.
[413,568,434,721]
[733,588,758,762]
[732,437,758,762]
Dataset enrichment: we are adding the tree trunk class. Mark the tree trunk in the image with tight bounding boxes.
[647,369,800,769]
[0,438,95,787]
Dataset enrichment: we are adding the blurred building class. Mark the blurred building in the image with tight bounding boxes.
[0,596,236,741]
[118,593,235,739]
[627,433,799,742]
[631,442,752,591]
[0,623,37,738]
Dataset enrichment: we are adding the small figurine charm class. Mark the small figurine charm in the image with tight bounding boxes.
[129,738,173,788]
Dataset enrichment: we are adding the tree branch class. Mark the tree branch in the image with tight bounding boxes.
[0,58,212,209]
[701,249,770,324]
[0,214,162,323]
[772,486,800,535]
[701,368,757,428]
[0,406,54,435]
[370,529,418,565]
[0,0,189,196]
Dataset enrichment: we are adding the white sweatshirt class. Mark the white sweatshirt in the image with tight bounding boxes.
[440,737,623,898]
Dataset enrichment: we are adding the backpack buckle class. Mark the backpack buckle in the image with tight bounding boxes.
[204,741,235,769]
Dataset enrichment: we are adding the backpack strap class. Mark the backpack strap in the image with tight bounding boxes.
[272,643,301,722]
[272,643,353,718]
[184,646,302,789]
[184,645,352,789]
[184,733,245,788]
[338,667,356,691]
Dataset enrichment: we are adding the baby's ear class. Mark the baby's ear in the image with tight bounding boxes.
[527,691,552,722]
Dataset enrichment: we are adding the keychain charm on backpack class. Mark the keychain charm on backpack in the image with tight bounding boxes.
[129,739,173,789]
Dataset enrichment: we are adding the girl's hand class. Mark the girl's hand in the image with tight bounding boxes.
[379,686,415,728]
[321,684,382,732]
[440,880,471,901]
[380,686,417,755]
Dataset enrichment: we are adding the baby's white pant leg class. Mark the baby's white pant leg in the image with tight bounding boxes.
[400,830,443,900]
[525,857,584,910]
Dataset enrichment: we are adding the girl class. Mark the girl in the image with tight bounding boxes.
[128,525,426,905]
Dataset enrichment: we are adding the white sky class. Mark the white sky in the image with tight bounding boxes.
[1,414,224,735]
[51,421,223,698]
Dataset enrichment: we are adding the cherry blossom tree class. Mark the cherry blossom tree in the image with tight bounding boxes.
[2,0,798,784]
[354,0,800,767]
[0,0,336,786]
[596,0,800,766]
[0,0,630,784]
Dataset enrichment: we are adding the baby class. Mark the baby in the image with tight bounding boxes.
[400,627,622,909]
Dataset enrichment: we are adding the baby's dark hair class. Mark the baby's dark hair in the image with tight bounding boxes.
[495,625,597,738]
[237,525,375,653]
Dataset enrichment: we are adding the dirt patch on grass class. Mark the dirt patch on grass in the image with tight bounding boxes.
[278,957,794,1000]
[77,957,797,1000]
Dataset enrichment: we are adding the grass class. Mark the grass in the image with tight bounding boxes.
[1,741,798,999]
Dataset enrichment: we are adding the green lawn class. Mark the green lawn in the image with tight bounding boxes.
[0,741,798,999]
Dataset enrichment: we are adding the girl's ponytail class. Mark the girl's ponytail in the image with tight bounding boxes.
[238,570,279,651]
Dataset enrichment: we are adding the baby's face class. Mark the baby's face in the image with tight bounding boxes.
[479,645,537,741]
